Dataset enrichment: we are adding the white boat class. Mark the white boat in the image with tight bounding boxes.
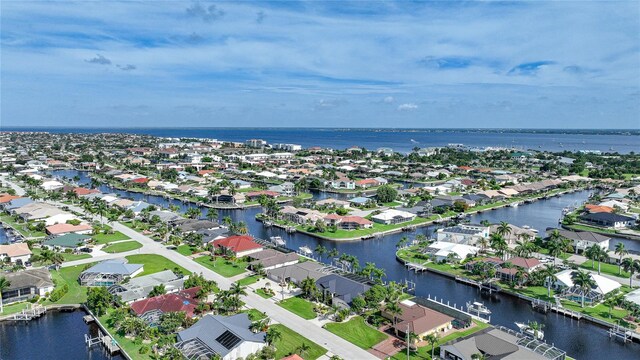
[515,322,544,340]
[466,301,491,316]
[270,236,286,247]
[299,246,313,255]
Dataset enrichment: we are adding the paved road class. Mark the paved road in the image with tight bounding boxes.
[56,202,376,359]
[1,175,26,196]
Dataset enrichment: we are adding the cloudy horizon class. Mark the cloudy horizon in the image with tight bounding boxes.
[1,1,639,129]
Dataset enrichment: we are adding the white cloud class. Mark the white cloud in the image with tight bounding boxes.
[383,96,395,104]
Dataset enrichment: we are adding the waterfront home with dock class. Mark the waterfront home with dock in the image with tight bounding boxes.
[108,270,186,303]
[130,287,200,324]
[2,268,54,304]
[79,259,144,286]
[382,299,454,339]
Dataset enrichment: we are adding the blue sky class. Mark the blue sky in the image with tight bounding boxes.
[1,1,639,129]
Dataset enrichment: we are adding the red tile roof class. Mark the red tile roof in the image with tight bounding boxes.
[46,223,93,235]
[585,204,614,213]
[132,178,149,184]
[130,287,201,318]
[246,190,279,198]
[506,257,541,269]
[0,194,21,204]
[73,187,100,196]
[213,235,262,254]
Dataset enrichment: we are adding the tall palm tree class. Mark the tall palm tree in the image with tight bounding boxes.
[621,257,640,287]
[386,301,403,336]
[614,243,629,275]
[314,245,327,261]
[595,247,609,275]
[266,326,282,346]
[496,221,512,238]
[0,277,10,313]
[571,270,596,308]
[540,265,557,298]
[528,321,544,339]
[423,332,439,359]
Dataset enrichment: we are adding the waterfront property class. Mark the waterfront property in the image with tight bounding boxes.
[436,223,489,245]
[548,229,610,254]
[316,274,371,308]
[107,270,186,303]
[552,270,621,305]
[1,268,54,304]
[439,326,566,360]
[130,287,200,324]
[79,259,144,286]
[371,209,416,225]
[265,261,327,285]
[174,313,266,360]
[382,299,454,339]
[212,235,263,257]
[43,233,91,251]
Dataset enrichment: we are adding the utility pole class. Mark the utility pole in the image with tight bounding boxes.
[406,324,410,360]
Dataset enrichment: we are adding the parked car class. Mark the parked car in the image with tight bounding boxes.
[79,247,93,253]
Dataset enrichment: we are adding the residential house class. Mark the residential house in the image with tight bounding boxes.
[130,287,200,324]
[45,223,93,236]
[426,242,479,263]
[247,249,299,270]
[552,270,621,305]
[280,206,326,225]
[212,235,263,257]
[1,268,54,304]
[579,212,636,229]
[382,300,454,338]
[436,224,489,245]
[323,214,373,230]
[0,243,32,264]
[330,177,356,190]
[547,229,610,254]
[174,313,266,360]
[489,224,537,244]
[316,274,371,309]
[43,233,91,250]
[371,209,416,225]
[108,270,186,304]
[266,262,327,285]
[79,259,144,286]
[440,327,553,360]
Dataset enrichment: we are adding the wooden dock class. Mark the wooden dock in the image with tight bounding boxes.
[12,304,46,321]
[85,332,120,355]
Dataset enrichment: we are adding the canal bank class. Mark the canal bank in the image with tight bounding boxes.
[42,170,640,359]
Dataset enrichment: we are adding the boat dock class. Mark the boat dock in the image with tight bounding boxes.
[531,299,583,319]
[12,304,46,321]
[609,325,634,343]
[405,261,428,272]
[85,331,120,355]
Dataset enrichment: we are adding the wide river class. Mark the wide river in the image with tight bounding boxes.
[2,169,639,359]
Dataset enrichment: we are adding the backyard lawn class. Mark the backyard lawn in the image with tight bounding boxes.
[99,309,152,360]
[579,260,630,278]
[270,324,327,360]
[93,231,131,244]
[194,256,248,277]
[0,302,30,316]
[124,254,188,277]
[44,264,94,305]
[324,316,387,349]
[102,241,142,253]
[278,296,317,320]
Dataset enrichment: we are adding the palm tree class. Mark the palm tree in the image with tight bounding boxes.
[471,353,487,360]
[496,221,512,238]
[266,326,282,346]
[95,200,107,225]
[0,277,10,313]
[328,248,339,260]
[396,236,410,249]
[314,245,327,261]
[621,257,640,287]
[540,265,557,298]
[585,245,599,270]
[614,243,628,275]
[528,321,544,339]
[571,270,596,308]
[206,209,219,222]
[424,332,439,359]
[229,283,247,311]
[490,234,509,260]
[603,296,619,318]
[385,301,403,336]
[300,277,318,300]
[297,342,311,357]
[595,247,609,275]
[476,237,489,254]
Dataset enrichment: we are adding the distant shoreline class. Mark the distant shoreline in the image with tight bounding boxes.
[1,126,638,136]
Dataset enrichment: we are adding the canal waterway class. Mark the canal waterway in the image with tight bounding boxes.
[14,169,636,359]
[0,309,123,360]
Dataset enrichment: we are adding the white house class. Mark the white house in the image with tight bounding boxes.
[41,180,64,191]
[371,209,416,225]
[436,224,490,245]
[44,213,79,226]
[0,243,32,264]
[427,242,479,263]
[553,270,621,297]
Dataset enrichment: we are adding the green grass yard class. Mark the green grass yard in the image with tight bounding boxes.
[176,244,199,256]
[236,274,261,286]
[270,324,327,360]
[102,241,143,253]
[124,254,188,277]
[92,231,131,244]
[0,302,30,316]
[194,256,248,277]
[579,260,630,278]
[324,316,387,349]
[99,309,152,360]
[277,296,317,320]
[44,264,94,305]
